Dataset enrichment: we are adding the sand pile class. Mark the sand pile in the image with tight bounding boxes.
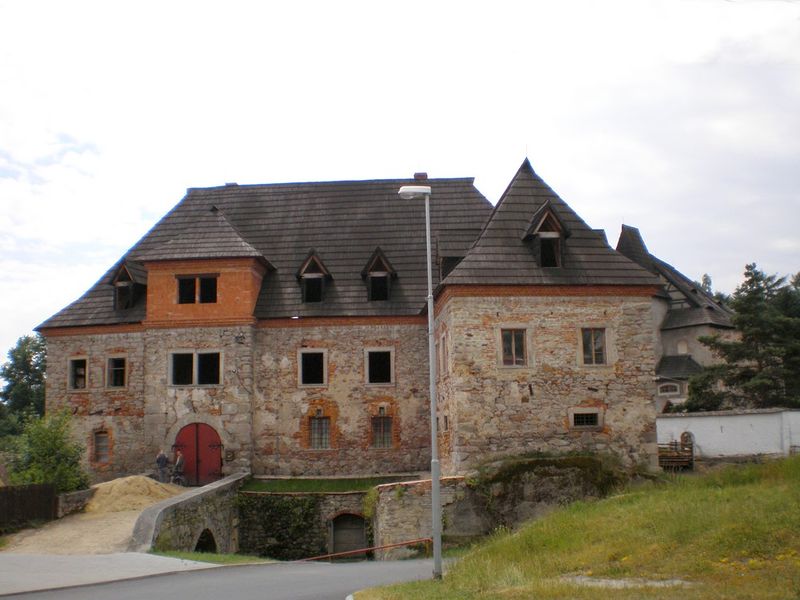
[85,475,184,513]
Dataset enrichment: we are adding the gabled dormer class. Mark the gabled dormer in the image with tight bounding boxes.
[111,261,147,310]
[296,250,332,303]
[361,247,397,302]
[521,200,570,268]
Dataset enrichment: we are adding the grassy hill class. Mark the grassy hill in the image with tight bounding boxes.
[359,457,800,599]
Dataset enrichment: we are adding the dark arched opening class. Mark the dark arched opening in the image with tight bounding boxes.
[331,513,367,559]
[195,528,217,553]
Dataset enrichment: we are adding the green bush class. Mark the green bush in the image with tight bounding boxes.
[7,411,89,493]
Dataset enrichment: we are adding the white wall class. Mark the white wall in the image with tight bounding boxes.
[657,409,800,458]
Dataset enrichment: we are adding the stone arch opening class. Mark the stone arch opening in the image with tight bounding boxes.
[195,528,217,553]
[331,513,367,558]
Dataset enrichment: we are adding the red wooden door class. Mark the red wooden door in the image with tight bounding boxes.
[173,423,223,486]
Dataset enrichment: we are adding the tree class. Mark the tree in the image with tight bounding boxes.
[686,264,800,411]
[0,334,46,417]
[7,411,89,493]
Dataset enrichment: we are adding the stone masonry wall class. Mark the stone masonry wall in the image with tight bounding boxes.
[143,325,256,477]
[45,332,148,481]
[436,294,660,473]
[238,491,366,559]
[129,472,247,553]
[252,323,431,476]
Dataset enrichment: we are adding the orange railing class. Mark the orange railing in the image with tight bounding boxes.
[299,537,433,562]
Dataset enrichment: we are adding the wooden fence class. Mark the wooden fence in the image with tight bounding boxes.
[0,483,57,533]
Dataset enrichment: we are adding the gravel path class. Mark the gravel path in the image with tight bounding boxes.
[2,510,142,554]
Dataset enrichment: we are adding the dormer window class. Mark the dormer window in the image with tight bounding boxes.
[361,247,397,302]
[177,275,217,304]
[297,251,332,303]
[111,262,146,310]
[522,201,570,268]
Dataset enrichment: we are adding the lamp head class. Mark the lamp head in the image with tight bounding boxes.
[398,185,431,199]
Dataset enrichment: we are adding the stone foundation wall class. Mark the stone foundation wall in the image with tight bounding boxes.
[252,323,431,476]
[237,491,366,559]
[129,472,248,553]
[437,294,659,472]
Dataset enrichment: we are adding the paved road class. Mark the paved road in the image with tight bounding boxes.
[1,559,436,600]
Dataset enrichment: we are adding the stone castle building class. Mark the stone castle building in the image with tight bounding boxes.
[38,159,733,484]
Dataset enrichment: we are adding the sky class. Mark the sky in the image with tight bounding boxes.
[0,0,798,362]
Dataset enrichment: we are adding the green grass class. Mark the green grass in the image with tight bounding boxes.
[358,457,800,600]
[152,550,272,564]
[242,476,409,493]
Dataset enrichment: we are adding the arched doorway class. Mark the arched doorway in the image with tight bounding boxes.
[173,423,223,486]
[331,513,367,558]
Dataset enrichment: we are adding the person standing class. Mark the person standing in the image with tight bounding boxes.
[155,449,168,483]
[174,449,185,478]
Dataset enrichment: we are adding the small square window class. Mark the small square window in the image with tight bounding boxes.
[69,359,87,390]
[93,430,110,463]
[367,350,392,384]
[501,329,526,366]
[372,416,393,448]
[310,416,330,449]
[573,412,599,427]
[107,357,126,388]
[569,408,603,430]
[582,328,606,365]
[199,277,217,303]
[171,353,194,385]
[300,351,325,385]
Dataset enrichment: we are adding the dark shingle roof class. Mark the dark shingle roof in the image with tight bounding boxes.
[134,208,263,262]
[656,355,703,379]
[616,224,734,329]
[442,160,661,287]
[38,177,493,328]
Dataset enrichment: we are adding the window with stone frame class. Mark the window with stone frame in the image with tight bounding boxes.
[93,430,110,463]
[170,351,221,386]
[581,328,606,365]
[106,357,127,388]
[371,407,392,448]
[658,383,681,396]
[69,358,87,390]
[299,350,326,386]
[569,407,603,430]
[501,329,526,366]
[366,349,393,384]
[309,410,330,449]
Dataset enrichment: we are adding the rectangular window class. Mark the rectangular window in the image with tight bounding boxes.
[107,357,126,388]
[300,351,326,385]
[573,412,599,427]
[310,416,330,449]
[501,329,526,366]
[197,352,220,385]
[302,277,324,302]
[69,358,87,390]
[93,431,110,463]
[367,350,392,384]
[582,328,606,365]
[171,352,220,386]
[372,416,393,448]
[540,237,560,267]
[177,276,217,304]
[368,275,389,301]
[177,278,196,304]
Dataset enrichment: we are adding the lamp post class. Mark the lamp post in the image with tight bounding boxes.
[398,184,442,580]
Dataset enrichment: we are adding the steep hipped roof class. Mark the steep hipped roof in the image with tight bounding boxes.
[616,224,734,329]
[38,177,493,328]
[135,207,263,262]
[443,159,660,286]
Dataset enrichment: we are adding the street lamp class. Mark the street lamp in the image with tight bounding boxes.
[398,184,442,580]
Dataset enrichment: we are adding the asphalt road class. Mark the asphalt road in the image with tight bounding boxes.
[2,559,436,600]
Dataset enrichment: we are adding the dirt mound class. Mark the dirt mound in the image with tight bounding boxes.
[85,475,184,514]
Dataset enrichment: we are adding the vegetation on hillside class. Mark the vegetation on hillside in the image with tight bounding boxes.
[686,264,800,412]
[360,457,800,600]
